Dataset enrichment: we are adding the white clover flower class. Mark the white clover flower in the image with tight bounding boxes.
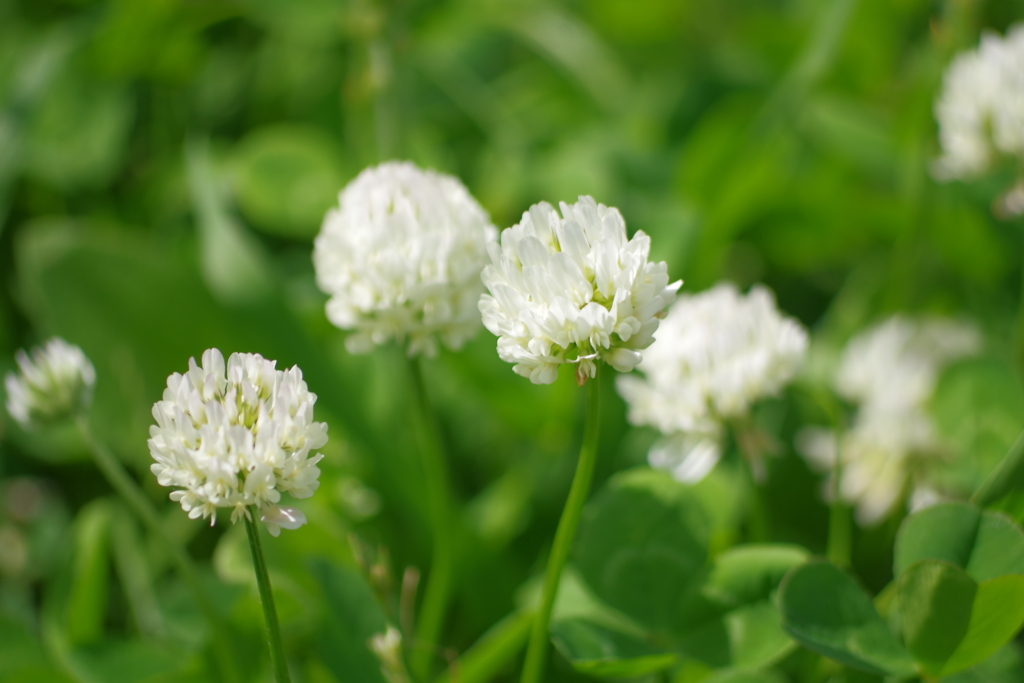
[798,316,981,525]
[313,161,497,357]
[617,283,808,482]
[934,24,1024,181]
[148,349,327,536]
[479,196,680,385]
[5,338,95,428]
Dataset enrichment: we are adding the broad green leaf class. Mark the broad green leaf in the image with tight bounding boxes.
[892,560,975,678]
[68,639,191,683]
[894,502,1024,582]
[230,124,345,238]
[941,574,1024,676]
[944,642,1024,683]
[67,499,113,646]
[703,670,788,683]
[310,560,388,683]
[551,618,676,677]
[778,561,914,676]
[575,468,710,633]
[676,544,807,669]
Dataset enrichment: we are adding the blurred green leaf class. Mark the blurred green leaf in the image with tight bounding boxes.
[891,560,975,678]
[675,544,807,669]
[0,614,50,678]
[230,124,345,239]
[575,468,710,633]
[778,560,914,676]
[67,499,112,646]
[551,618,676,678]
[941,574,1024,677]
[894,502,1024,582]
[310,560,388,683]
[24,68,133,190]
[944,642,1024,683]
[932,358,1024,495]
[703,670,788,683]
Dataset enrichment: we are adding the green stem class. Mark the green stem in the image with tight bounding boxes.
[973,429,1024,508]
[827,428,852,567]
[409,358,457,681]
[520,371,602,683]
[244,510,291,683]
[75,417,240,683]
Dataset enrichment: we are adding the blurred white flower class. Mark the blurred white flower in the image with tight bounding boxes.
[798,316,981,525]
[618,283,808,482]
[148,349,327,536]
[313,161,497,357]
[934,24,1024,181]
[479,196,680,385]
[5,337,95,427]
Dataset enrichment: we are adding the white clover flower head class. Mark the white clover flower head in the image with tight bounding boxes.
[798,316,981,525]
[5,338,95,428]
[313,161,498,357]
[617,283,808,483]
[148,349,327,536]
[479,196,681,386]
[934,24,1024,181]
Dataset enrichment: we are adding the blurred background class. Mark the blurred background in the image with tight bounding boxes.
[2,0,1024,681]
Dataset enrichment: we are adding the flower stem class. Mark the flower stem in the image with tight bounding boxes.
[75,416,241,683]
[408,357,457,681]
[520,371,602,683]
[827,429,851,567]
[244,510,291,683]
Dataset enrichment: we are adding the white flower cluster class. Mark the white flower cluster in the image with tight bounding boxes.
[934,24,1024,181]
[479,196,680,385]
[5,337,95,428]
[148,349,327,536]
[798,316,981,525]
[313,161,497,357]
[617,283,808,483]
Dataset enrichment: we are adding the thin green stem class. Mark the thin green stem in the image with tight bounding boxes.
[520,372,602,683]
[75,416,240,683]
[827,428,852,567]
[244,510,291,683]
[409,357,457,681]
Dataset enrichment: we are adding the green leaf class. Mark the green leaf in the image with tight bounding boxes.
[551,618,676,677]
[894,502,1024,582]
[0,614,49,678]
[944,642,1024,683]
[942,574,1024,676]
[892,560,975,678]
[890,559,1024,677]
[778,560,914,676]
[676,544,808,669]
[574,468,710,633]
[230,124,345,238]
[703,670,788,683]
[67,499,113,646]
[310,560,388,683]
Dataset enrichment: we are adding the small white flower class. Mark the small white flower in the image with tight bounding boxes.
[5,338,95,427]
[798,316,981,525]
[369,626,410,683]
[148,349,327,534]
[479,196,680,385]
[313,161,498,357]
[617,283,808,482]
[934,24,1024,181]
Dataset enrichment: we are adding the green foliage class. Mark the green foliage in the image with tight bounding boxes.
[778,560,915,677]
[4,0,1024,681]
